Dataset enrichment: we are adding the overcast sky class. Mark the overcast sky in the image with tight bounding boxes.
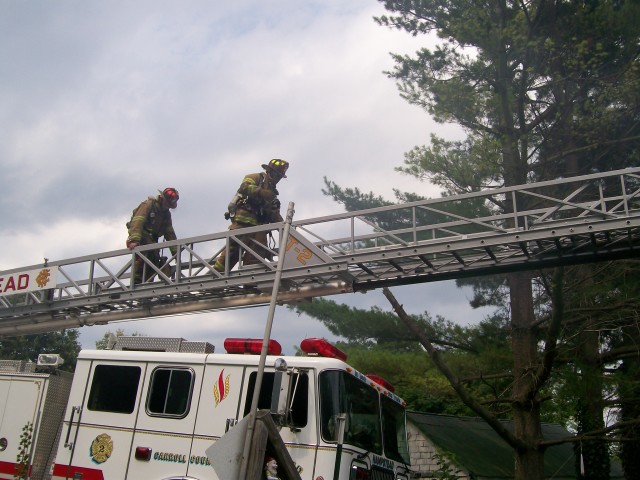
[0,0,495,352]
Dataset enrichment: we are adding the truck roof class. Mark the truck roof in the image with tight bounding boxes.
[77,337,406,404]
[78,348,350,370]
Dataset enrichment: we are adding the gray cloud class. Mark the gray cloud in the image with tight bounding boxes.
[1,0,489,348]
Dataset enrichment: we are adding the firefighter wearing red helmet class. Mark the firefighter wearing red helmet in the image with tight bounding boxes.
[213,159,289,272]
[126,187,179,284]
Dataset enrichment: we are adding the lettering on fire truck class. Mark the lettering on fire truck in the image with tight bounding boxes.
[0,266,58,297]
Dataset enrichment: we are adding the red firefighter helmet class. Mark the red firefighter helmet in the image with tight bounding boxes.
[161,187,179,208]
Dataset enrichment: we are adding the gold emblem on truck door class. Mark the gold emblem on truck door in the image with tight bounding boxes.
[90,433,113,463]
[213,369,230,406]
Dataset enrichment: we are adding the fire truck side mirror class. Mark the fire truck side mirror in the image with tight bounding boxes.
[270,370,291,427]
[270,362,301,431]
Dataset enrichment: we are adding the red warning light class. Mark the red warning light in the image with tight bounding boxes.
[300,338,347,361]
[224,338,282,355]
[365,374,395,392]
[134,446,152,461]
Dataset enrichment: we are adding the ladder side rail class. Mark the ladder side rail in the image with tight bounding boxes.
[310,204,571,253]
[344,223,640,286]
[185,241,197,277]
[230,235,278,271]
[135,237,191,285]
[621,175,631,216]
[601,186,640,217]
[28,290,47,304]
[523,182,592,224]
[305,204,514,252]
[88,258,96,296]
[415,204,512,233]
[351,215,355,254]
[184,242,225,277]
[319,195,639,254]
[550,195,638,220]
[95,258,134,290]
[55,265,91,299]
[131,249,173,286]
[298,184,630,255]
[264,219,630,286]
[520,188,618,223]
[0,291,44,311]
[182,243,221,277]
[599,181,607,216]
[511,190,519,231]
[293,225,350,255]
[337,216,638,267]
[412,206,418,245]
[289,167,640,231]
[360,217,411,247]
[93,258,129,290]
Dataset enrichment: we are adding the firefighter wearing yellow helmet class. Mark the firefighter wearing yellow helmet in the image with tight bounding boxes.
[126,187,179,283]
[213,159,289,272]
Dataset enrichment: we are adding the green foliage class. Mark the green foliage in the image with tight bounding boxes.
[376,0,640,184]
[344,345,473,415]
[398,134,504,194]
[0,330,80,371]
[432,451,461,480]
[293,298,518,416]
[292,297,480,353]
[14,422,33,480]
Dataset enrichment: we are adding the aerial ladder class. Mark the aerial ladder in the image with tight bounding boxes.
[1,167,640,336]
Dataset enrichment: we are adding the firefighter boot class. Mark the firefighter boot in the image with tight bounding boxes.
[213,259,225,273]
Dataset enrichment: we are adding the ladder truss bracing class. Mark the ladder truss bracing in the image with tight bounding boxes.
[2,168,640,335]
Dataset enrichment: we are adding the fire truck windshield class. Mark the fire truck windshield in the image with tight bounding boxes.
[319,370,409,463]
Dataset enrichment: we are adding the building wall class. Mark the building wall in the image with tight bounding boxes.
[407,421,470,480]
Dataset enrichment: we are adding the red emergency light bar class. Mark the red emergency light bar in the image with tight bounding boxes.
[300,338,347,361]
[224,338,282,355]
[366,374,395,393]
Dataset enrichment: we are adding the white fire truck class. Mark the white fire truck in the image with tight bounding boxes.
[2,336,411,480]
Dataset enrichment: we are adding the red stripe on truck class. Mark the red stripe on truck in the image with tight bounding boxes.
[51,463,105,480]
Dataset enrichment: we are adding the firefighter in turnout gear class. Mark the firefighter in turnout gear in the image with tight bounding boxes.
[126,187,179,284]
[213,159,289,272]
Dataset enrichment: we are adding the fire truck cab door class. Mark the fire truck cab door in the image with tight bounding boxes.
[237,366,318,477]
[190,362,247,478]
[126,362,204,479]
[55,359,146,480]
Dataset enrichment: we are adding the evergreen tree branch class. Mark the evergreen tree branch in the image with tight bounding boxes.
[382,286,525,450]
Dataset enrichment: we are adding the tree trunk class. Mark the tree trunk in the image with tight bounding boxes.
[573,267,610,479]
[509,271,545,480]
[574,352,610,480]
